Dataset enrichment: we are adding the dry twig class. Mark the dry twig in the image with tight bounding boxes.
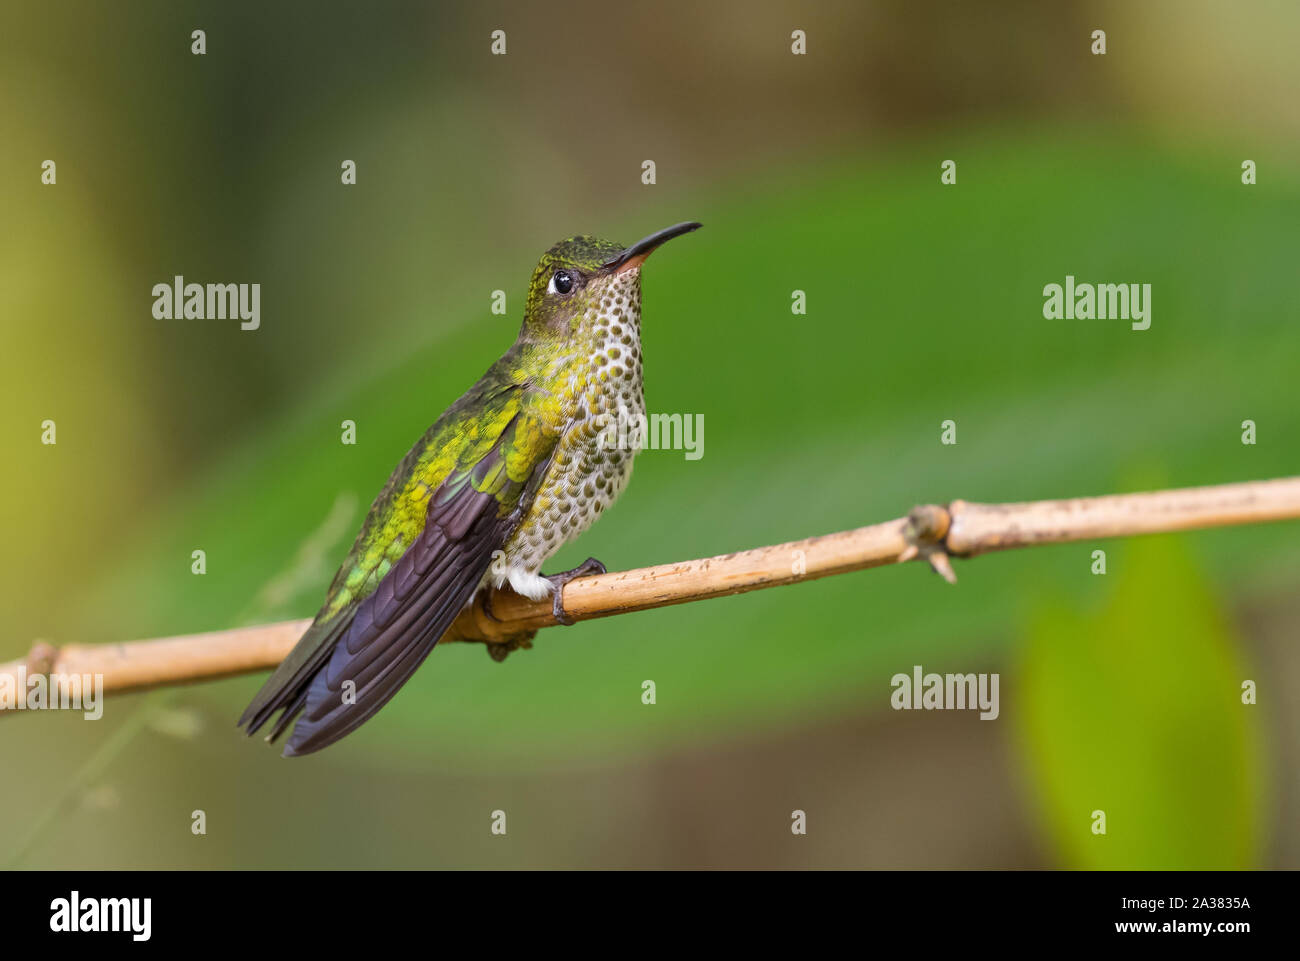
[3,476,1297,709]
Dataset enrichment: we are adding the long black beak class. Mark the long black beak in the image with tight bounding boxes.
[602,221,702,274]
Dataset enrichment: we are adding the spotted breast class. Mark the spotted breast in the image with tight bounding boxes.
[492,269,645,601]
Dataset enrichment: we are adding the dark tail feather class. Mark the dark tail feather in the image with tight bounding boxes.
[237,613,352,740]
[240,480,509,757]
[266,687,309,743]
[279,533,496,757]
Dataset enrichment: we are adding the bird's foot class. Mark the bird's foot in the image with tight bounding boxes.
[467,588,537,662]
[545,557,606,625]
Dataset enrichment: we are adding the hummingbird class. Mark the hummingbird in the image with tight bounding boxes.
[238,221,701,756]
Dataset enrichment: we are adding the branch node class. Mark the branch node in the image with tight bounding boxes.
[905,504,951,543]
[903,504,957,583]
[485,632,536,662]
[926,551,958,584]
[25,641,58,676]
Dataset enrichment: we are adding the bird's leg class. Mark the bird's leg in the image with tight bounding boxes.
[545,557,606,626]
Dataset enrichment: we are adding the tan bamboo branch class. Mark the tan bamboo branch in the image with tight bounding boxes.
[3,475,1298,709]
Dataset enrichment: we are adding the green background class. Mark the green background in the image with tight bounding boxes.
[2,0,1296,868]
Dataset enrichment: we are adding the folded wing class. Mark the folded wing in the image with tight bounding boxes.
[239,400,555,756]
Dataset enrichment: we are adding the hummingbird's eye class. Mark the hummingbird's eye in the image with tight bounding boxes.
[548,269,575,295]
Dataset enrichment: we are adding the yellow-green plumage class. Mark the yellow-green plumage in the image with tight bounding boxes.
[239,222,700,756]
[321,373,550,622]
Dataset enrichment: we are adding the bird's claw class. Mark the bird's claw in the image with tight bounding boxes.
[546,557,607,625]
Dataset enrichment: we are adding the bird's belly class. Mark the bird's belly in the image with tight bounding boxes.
[501,398,643,574]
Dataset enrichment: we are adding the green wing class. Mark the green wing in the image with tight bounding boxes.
[238,372,559,755]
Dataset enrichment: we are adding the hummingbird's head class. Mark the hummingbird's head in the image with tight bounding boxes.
[521,222,701,341]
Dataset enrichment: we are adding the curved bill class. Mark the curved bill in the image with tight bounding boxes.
[602,221,702,274]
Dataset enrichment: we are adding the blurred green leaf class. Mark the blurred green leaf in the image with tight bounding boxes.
[1017,535,1265,868]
